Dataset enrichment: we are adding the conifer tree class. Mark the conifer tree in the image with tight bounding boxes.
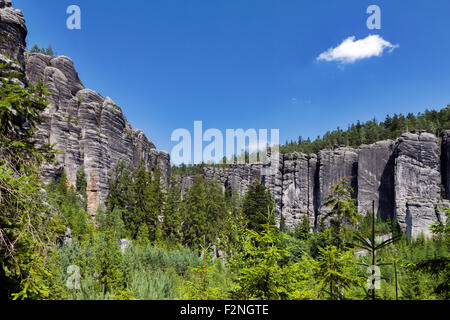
[163,176,183,243]
[147,167,165,241]
[242,180,275,232]
[136,223,150,247]
[131,160,151,237]
[106,161,133,233]
[0,66,65,299]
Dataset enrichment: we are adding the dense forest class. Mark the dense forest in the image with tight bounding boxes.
[0,64,449,300]
[281,106,450,154]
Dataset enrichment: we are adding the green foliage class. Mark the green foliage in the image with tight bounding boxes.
[0,64,53,167]
[320,179,362,249]
[242,180,275,232]
[294,215,311,241]
[313,245,363,300]
[162,176,183,243]
[182,176,227,249]
[45,173,94,243]
[29,44,55,57]
[0,67,65,299]
[352,203,401,300]
[178,237,231,300]
[136,223,150,248]
[76,165,87,204]
[231,209,318,300]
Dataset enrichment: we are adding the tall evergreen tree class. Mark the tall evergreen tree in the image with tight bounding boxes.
[163,176,183,243]
[242,180,275,232]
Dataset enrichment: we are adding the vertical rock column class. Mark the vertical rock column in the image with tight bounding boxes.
[442,130,450,200]
[281,153,317,229]
[394,132,442,238]
[357,140,395,219]
[317,147,359,218]
[262,153,284,222]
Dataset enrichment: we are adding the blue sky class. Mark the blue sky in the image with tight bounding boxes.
[15,0,450,157]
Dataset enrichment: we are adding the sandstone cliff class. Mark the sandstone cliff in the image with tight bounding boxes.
[182,131,450,237]
[1,1,448,237]
[0,1,170,215]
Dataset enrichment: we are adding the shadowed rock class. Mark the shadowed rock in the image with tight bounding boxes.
[358,140,395,219]
[442,130,450,200]
[317,147,358,217]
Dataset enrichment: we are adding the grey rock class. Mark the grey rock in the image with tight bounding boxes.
[443,130,450,200]
[394,132,442,237]
[0,0,12,9]
[118,239,132,253]
[317,147,358,217]
[0,2,170,217]
[63,228,73,245]
[14,51,169,217]
[0,0,27,78]
[357,140,395,219]
[180,175,194,198]
[281,153,316,229]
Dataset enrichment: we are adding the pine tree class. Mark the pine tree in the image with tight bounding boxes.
[320,179,361,249]
[242,180,275,232]
[136,223,150,247]
[147,167,165,241]
[106,161,134,235]
[163,176,183,243]
[182,176,226,249]
[0,66,65,299]
[76,165,87,199]
[294,215,311,241]
[314,246,362,300]
[231,209,299,300]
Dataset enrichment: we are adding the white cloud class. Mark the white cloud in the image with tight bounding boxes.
[317,35,399,64]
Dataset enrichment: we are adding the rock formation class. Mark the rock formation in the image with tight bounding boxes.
[317,147,358,218]
[281,153,316,228]
[180,132,449,237]
[1,1,449,237]
[357,140,395,219]
[0,0,26,77]
[394,132,442,238]
[443,130,450,201]
[0,1,170,216]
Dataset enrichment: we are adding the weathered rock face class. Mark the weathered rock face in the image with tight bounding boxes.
[194,134,448,237]
[0,1,170,216]
[2,1,448,237]
[25,55,170,215]
[394,132,442,238]
[0,0,26,76]
[443,130,450,200]
[281,153,317,228]
[358,140,395,219]
[203,164,262,198]
[261,153,284,220]
[317,147,358,217]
